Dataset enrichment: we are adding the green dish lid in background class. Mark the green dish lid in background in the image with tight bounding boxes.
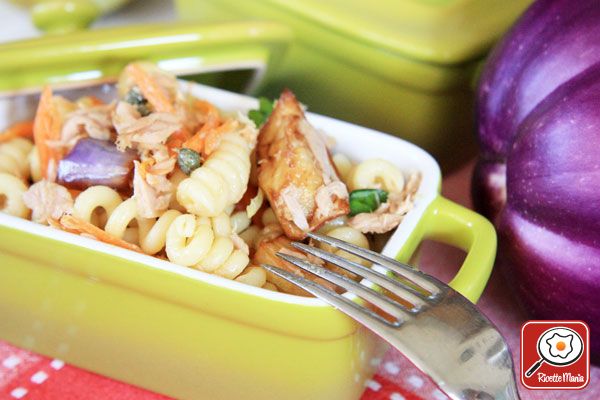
[175,0,532,94]
[272,0,532,65]
[173,0,532,170]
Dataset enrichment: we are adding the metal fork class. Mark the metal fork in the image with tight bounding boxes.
[262,232,520,400]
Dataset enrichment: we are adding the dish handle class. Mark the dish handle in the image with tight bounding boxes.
[0,21,292,95]
[27,0,131,33]
[398,196,497,303]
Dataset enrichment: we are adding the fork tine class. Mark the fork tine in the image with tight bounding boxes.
[276,252,412,320]
[307,232,441,294]
[292,242,429,309]
[261,264,398,328]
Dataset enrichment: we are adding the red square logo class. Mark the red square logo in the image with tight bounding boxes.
[521,320,589,389]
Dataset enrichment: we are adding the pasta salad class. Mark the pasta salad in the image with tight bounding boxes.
[0,62,420,296]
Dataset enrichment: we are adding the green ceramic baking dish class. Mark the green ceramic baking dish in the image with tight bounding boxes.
[174,0,532,169]
[10,0,132,33]
[0,21,291,96]
[0,81,496,400]
[0,19,496,399]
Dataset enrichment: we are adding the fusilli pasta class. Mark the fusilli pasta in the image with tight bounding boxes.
[73,185,182,254]
[0,138,33,217]
[332,153,353,182]
[176,125,256,217]
[28,147,42,183]
[0,138,33,180]
[234,265,267,287]
[318,226,371,268]
[348,158,405,192]
[166,213,249,279]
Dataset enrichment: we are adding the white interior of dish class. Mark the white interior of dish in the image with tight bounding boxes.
[0,82,441,307]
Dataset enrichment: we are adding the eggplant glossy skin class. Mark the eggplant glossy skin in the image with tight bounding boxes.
[57,138,137,191]
[499,210,600,345]
[474,0,600,226]
[474,0,600,362]
[477,0,600,158]
[501,65,600,361]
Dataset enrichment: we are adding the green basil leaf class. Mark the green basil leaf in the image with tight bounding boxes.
[248,97,275,127]
[349,189,389,216]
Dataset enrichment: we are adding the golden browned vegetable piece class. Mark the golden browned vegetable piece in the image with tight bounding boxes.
[253,235,336,296]
[257,90,349,240]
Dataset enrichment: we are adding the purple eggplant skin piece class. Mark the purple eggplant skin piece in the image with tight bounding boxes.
[57,138,137,192]
[497,64,600,363]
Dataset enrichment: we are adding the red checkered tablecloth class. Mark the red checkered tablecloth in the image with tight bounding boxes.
[1,161,597,400]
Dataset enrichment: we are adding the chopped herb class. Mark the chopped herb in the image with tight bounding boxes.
[177,148,202,175]
[125,86,151,116]
[248,97,275,127]
[349,189,389,216]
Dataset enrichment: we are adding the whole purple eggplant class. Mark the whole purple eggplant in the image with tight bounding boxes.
[474,0,600,361]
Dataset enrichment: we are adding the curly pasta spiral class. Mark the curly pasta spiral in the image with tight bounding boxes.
[28,147,42,183]
[348,158,405,192]
[0,138,33,180]
[73,185,182,254]
[176,131,253,217]
[234,266,267,287]
[318,226,371,268]
[0,138,33,217]
[166,213,249,279]
[332,153,353,182]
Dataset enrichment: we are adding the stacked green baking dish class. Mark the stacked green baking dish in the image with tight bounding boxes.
[175,0,531,169]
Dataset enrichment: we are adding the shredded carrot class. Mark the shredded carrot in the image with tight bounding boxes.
[180,129,205,154]
[194,99,221,127]
[48,218,77,233]
[182,119,237,156]
[33,86,63,181]
[203,119,238,156]
[0,121,34,143]
[126,63,174,114]
[58,215,143,253]
[166,127,191,153]
[178,100,223,153]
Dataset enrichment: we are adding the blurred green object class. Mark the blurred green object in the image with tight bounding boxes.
[10,0,131,33]
[174,0,532,170]
[0,21,291,95]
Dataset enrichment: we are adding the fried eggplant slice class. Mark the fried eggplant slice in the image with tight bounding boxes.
[257,90,349,240]
[253,235,336,296]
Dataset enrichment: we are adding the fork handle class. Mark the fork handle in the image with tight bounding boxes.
[525,358,545,377]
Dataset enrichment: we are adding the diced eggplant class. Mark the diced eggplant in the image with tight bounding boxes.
[57,138,137,191]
